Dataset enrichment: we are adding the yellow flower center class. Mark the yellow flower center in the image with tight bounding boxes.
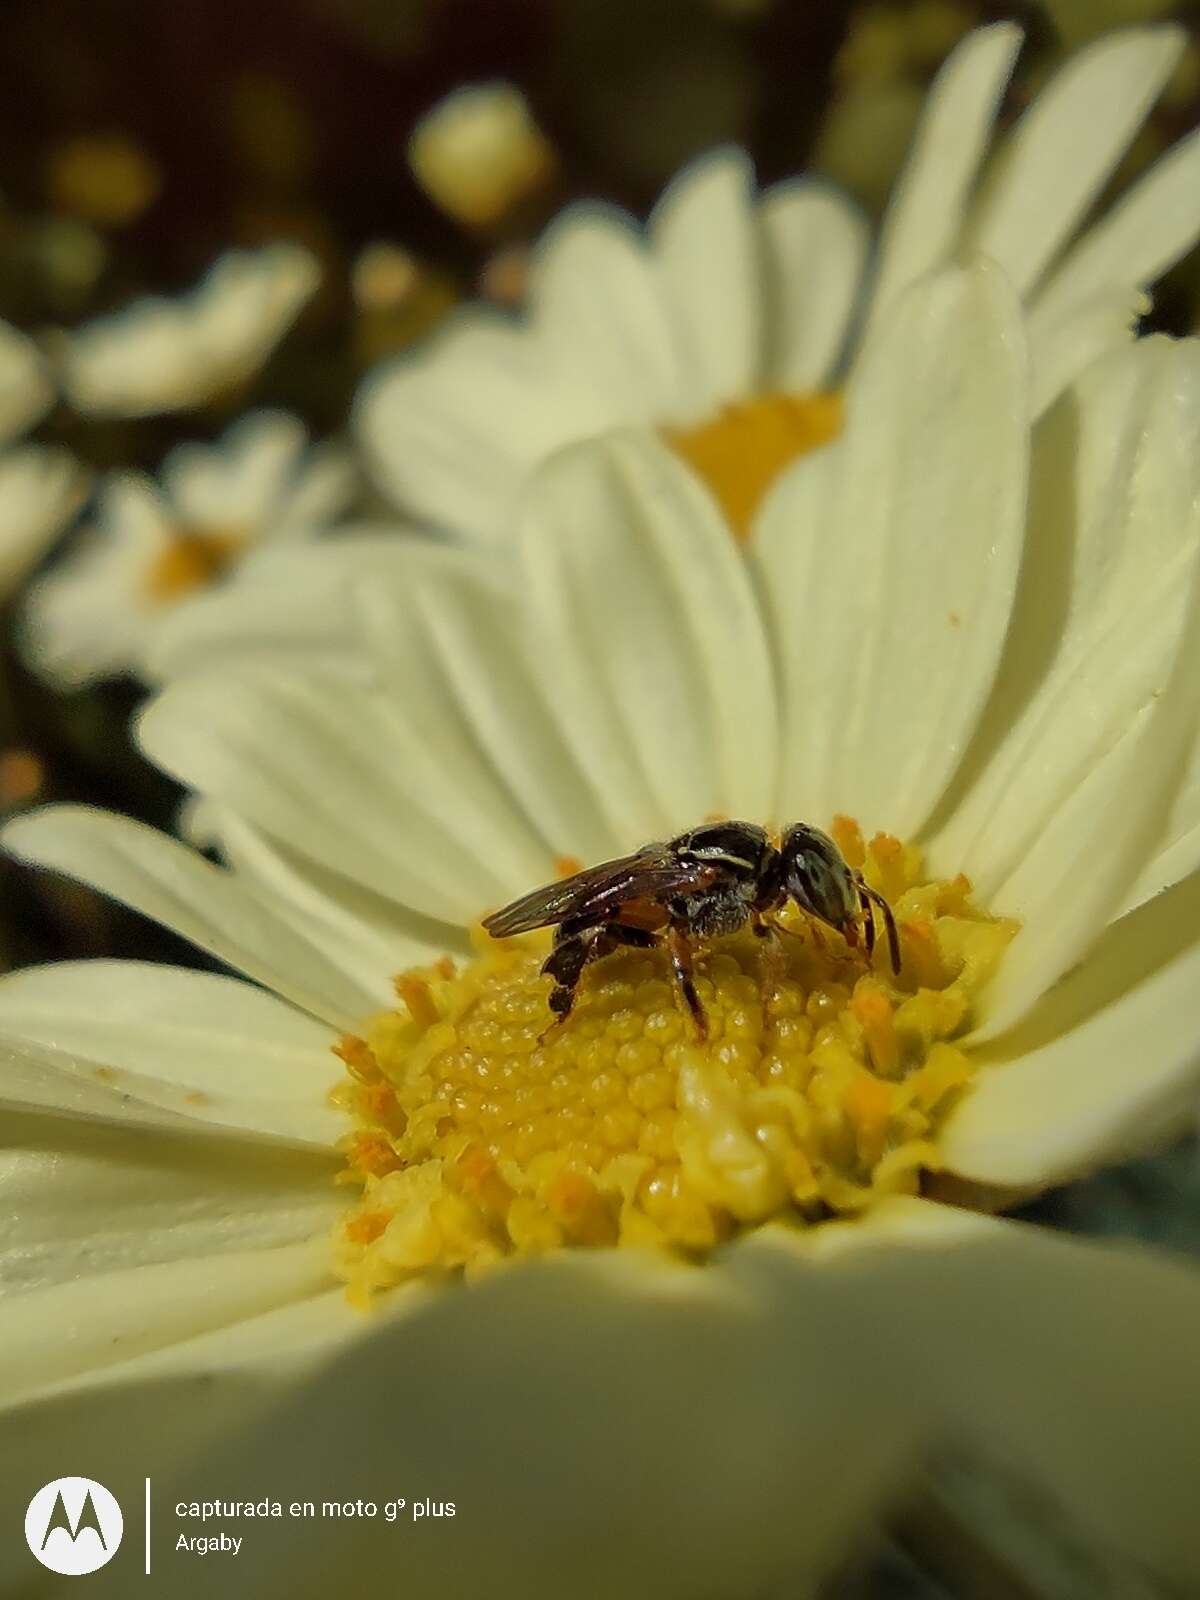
[664,391,844,540]
[334,821,1016,1302]
[142,528,246,602]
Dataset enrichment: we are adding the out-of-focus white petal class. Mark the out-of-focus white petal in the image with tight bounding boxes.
[3,1237,333,1406]
[119,1216,1200,1598]
[759,180,868,389]
[0,1105,340,1296]
[0,320,55,443]
[758,261,1027,837]
[1028,282,1144,417]
[355,309,590,540]
[965,27,1184,295]
[138,659,543,923]
[649,148,762,418]
[941,872,1200,1187]
[60,244,319,418]
[0,962,346,1148]
[1030,126,1200,334]
[2,806,378,1030]
[858,23,1022,350]
[0,446,89,598]
[522,432,777,837]
[143,533,434,680]
[532,206,689,422]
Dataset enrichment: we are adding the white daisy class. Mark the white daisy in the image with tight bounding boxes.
[0,319,54,445]
[3,267,1200,1590]
[357,22,1200,544]
[18,410,358,688]
[408,81,559,229]
[58,243,320,419]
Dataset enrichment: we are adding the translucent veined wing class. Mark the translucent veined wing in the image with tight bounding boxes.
[482,844,720,937]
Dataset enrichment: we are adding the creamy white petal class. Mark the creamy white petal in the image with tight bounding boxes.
[200,804,463,990]
[138,660,541,922]
[859,23,1022,349]
[1028,282,1144,418]
[532,205,689,421]
[926,341,1200,1033]
[2,806,378,1029]
[143,532,434,680]
[1,1104,339,1296]
[941,871,1200,1186]
[3,1236,334,1406]
[1031,125,1200,334]
[523,432,777,835]
[130,1217,1200,1597]
[355,309,590,540]
[0,962,346,1147]
[367,559,627,866]
[971,553,1200,1042]
[759,179,868,390]
[758,261,1027,837]
[649,148,762,418]
[965,27,1184,295]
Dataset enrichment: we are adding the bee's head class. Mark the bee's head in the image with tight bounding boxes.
[779,823,860,941]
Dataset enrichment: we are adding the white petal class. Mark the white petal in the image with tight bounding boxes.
[1028,282,1144,418]
[759,179,868,390]
[2,806,378,1030]
[941,872,1200,1187]
[522,432,778,837]
[366,559,627,866]
[757,261,1027,837]
[130,1218,1200,1597]
[965,27,1185,295]
[858,23,1022,349]
[1,1103,339,1296]
[532,205,689,421]
[971,554,1200,1041]
[1030,125,1200,334]
[201,804,462,991]
[649,147,763,417]
[926,340,1200,1036]
[138,659,537,922]
[354,308,586,540]
[3,1237,334,1405]
[143,532,431,680]
[0,962,346,1147]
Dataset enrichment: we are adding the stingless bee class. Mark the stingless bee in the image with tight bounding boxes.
[482,820,901,1038]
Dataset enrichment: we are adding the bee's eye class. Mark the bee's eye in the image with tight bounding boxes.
[781,826,857,926]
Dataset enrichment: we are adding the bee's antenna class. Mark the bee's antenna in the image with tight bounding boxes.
[857,877,901,975]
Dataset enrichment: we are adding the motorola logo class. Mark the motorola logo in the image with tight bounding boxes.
[24,1478,123,1576]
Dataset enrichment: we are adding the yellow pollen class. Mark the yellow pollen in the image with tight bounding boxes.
[142,528,246,601]
[333,829,1017,1299]
[665,391,844,541]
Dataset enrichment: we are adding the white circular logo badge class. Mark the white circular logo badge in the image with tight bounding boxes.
[24,1478,123,1576]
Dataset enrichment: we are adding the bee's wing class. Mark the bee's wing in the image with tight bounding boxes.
[482,844,718,937]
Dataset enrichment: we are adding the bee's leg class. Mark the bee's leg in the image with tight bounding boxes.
[541,921,656,1035]
[541,924,594,1031]
[753,913,786,1004]
[667,925,708,1041]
